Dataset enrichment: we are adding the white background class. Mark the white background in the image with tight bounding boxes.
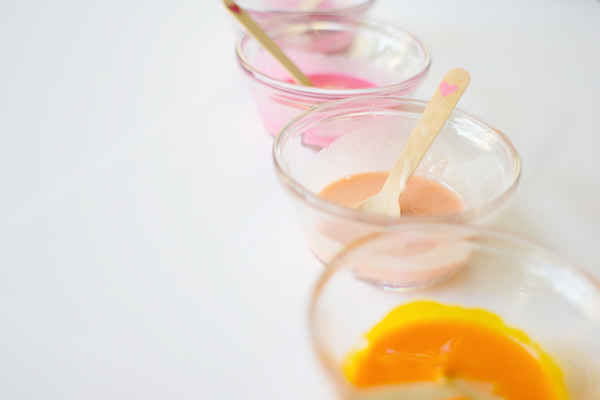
[1,0,599,398]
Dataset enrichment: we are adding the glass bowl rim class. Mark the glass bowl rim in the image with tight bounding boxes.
[308,222,600,391]
[236,0,375,14]
[235,14,431,97]
[272,96,522,226]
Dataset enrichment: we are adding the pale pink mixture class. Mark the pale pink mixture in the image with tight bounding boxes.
[317,172,468,285]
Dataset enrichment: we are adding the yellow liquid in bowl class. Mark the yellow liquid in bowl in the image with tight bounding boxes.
[344,301,567,400]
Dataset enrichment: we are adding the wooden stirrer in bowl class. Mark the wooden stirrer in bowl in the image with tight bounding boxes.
[223,0,313,86]
[357,68,470,217]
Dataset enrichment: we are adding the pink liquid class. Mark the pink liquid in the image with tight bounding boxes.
[284,73,377,147]
[285,73,376,90]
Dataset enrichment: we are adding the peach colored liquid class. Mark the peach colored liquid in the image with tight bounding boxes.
[318,172,464,216]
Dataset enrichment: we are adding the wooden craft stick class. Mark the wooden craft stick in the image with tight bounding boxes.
[357,68,470,216]
[224,0,313,86]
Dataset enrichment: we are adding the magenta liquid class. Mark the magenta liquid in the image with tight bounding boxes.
[293,73,377,147]
[285,73,376,89]
[254,73,377,138]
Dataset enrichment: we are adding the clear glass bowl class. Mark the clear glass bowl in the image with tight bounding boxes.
[310,224,600,400]
[237,0,375,25]
[237,15,430,136]
[273,96,521,263]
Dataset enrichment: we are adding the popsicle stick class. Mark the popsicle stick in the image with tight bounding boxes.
[224,0,313,86]
[299,0,325,11]
[357,68,470,217]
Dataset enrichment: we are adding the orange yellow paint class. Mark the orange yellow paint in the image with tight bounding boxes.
[344,301,567,400]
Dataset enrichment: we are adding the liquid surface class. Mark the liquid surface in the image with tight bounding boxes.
[344,301,567,400]
[318,172,464,217]
[285,73,376,89]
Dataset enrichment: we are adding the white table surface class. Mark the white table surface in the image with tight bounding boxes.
[1,0,599,398]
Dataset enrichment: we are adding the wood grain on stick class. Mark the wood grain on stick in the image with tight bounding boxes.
[357,68,470,217]
[223,0,313,86]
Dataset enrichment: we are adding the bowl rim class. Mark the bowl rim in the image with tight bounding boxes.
[272,96,522,226]
[308,222,600,392]
[236,14,431,97]
[237,0,375,15]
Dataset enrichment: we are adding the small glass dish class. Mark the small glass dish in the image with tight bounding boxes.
[237,0,376,25]
[237,14,430,136]
[310,224,600,400]
[273,96,521,263]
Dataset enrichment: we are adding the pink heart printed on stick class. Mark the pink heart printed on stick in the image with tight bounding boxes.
[357,68,470,217]
[439,81,458,97]
[227,3,241,14]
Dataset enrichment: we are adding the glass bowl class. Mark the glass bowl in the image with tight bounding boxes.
[237,0,376,25]
[310,224,600,400]
[273,96,521,263]
[237,14,430,136]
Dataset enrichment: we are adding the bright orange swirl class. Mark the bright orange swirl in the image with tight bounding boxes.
[344,301,568,400]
